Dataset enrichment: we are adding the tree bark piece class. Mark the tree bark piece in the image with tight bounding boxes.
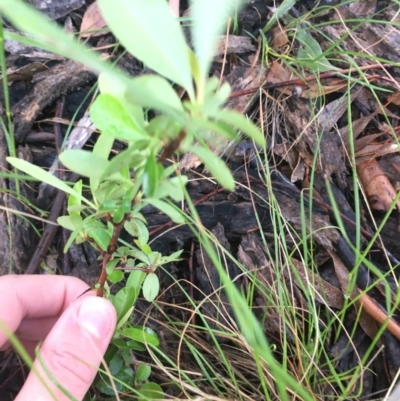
[11,60,96,142]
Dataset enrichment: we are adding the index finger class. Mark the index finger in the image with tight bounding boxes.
[0,275,91,347]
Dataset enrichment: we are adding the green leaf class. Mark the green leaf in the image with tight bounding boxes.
[90,94,146,142]
[188,47,201,89]
[161,249,183,264]
[190,0,243,92]
[85,221,112,251]
[119,326,160,346]
[67,180,83,217]
[59,150,109,178]
[112,203,127,224]
[91,133,115,194]
[62,214,97,252]
[98,199,118,213]
[190,146,235,191]
[108,269,125,284]
[99,146,146,182]
[146,115,184,141]
[99,72,184,116]
[57,215,81,231]
[138,382,164,401]
[202,79,231,114]
[0,0,127,81]
[296,30,336,73]
[97,72,145,127]
[97,0,194,98]
[124,219,149,245]
[115,365,135,388]
[144,199,185,224]
[126,249,149,265]
[106,258,120,275]
[116,305,135,331]
[111,286,137,322]
[189,117,238,142]
[6,157,94,207]
[105,347,122,375]
[125,340,146,351]
[262,0,296,33]
[126,269,146,295]
[127,75,185,115]
[212,109,265,146]
[136,363,151,382]
[143,154,163,198]
[96,352,134,395]
[142,273,159,302]
[92,134,114,159]
[140,243,152,256]
[155,175,187,202]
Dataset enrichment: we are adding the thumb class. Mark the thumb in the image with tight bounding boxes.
[16,296,117,401]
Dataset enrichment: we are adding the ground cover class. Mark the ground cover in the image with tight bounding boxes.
[1,1,400,400]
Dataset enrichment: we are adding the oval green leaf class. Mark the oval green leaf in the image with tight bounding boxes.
[68,180,83,217]
[90,94,146,142]
[138,382,164,401]
[142,273,159,302]
[143,199,185,224]
[119,326,160,346]
[97,0,194,98]
[124,219,149,245]
[189,145,235,191]
[59,150,109,178]
[108,269,125,284]
[136,363,151,382]
[57,216,79,231]
[213,109,265,146]
[127,74,185,115]
[143,153,163,198]
[112,287,137,322]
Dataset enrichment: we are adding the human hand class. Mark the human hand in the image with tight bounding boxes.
[0,275,117,401]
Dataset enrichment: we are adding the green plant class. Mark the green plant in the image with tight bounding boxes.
[0,0,264,397]
[5,1,392,400]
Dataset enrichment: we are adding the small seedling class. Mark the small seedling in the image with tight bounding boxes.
[1,0,264,398]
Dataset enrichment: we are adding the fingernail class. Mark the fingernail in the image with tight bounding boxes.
[76,297,113,339]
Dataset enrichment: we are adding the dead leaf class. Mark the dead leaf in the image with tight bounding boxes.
[273,141,299,170]
[265,61,294,96]
[214,35,256,58]
[356,140,399,163]
[291,156,307,183]
[387,91,400,107]
[80,2,107,38]
[291,258,344,309]
[357,158,400,212]
[271,25,289,50]
[354,133,384,153]
[266,61,348,98]
[2,62,48,82]
[339,114,378,149]
[306,78,347,98]
[283,95,347,185]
